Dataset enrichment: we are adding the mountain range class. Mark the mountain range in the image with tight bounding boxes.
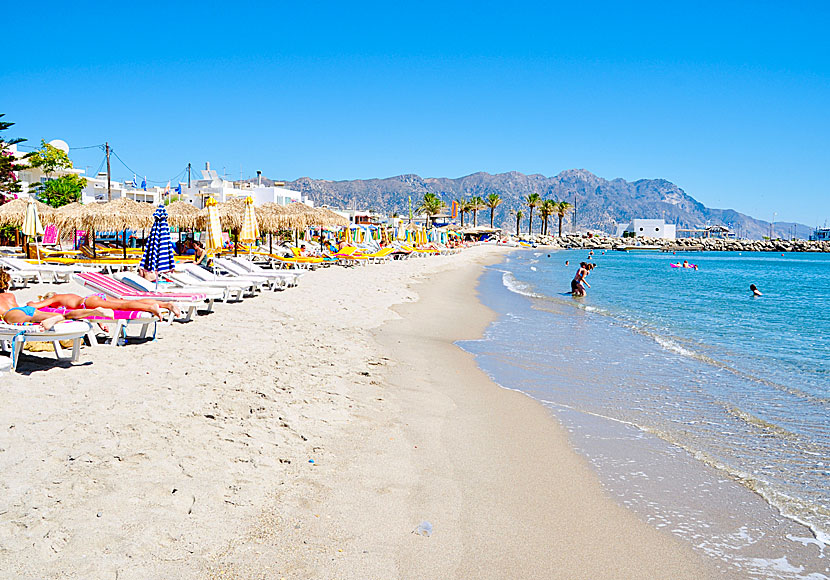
[257,169,807,239]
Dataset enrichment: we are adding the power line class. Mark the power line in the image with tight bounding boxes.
[110,148,188,186]
[69,144,105,151]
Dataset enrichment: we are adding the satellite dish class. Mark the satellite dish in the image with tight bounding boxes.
[48,139,70,153]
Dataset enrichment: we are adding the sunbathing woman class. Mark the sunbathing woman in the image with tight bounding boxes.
[0,270,112,329]
[27,292,181,321]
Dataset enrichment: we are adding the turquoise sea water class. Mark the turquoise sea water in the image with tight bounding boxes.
[461,249,829,576]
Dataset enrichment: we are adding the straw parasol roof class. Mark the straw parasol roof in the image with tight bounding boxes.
[255,203,286,233]
[53,202,87,231]
[81,198,155,231]
[196,197,249,231]
[0,198,57,227]
[165,200,200,229]
[309,207,349,227]
[279,202,316,229]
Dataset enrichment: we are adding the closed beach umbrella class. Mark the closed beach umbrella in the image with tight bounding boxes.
[139,205,176,287]
[204,197,224,252]
[239,196,259,252]
[22,197,45,262]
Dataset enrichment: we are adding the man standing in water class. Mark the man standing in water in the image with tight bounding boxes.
[571,262,591,297]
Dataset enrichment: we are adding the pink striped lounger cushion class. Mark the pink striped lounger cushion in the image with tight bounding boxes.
[38,306,150,321]
[76,272,207,302]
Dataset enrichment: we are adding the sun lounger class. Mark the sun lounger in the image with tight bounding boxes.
[74,272,209,321]
[113,271,238,303]
[213,257,299,289]
[334,247,370,266]
[0,256,98,283]
[163,269,251,300]
[224,256,303,286]
[179,263,273,292]
[0,320,93,372]
[37,306,158,347]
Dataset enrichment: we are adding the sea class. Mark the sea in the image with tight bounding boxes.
[459,249,829,578]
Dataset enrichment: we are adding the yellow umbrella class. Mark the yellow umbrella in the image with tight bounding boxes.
[205,197,223,252]
[22,198,45,262]
[239,196,259,244]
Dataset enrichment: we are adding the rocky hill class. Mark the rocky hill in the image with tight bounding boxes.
[270,170,807,239]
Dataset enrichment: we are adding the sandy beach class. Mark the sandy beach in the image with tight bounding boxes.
[0,246,712,578]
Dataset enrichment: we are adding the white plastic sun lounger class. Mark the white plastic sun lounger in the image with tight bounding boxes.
[163,269,251,300]
[0,320,93,372]
[179,263,272,292]
[0,256,98,284]
[220,257,303,287]
[114,272,235,303]
[212,258,290,289]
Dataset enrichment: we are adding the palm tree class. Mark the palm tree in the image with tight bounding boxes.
[418,193,445,229]
[525,193,541,234]
[539,199,555,236]
[554,200,573,237]
[457,199,471,227]
[469,196,485,227]
[485,193,502,228]
[514,210,524,235]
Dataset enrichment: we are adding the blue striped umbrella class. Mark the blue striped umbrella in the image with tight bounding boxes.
[139,205,176,285]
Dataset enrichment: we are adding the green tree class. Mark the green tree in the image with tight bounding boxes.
[485,193,502,228]
[514,209,524,235]
[525,193,541,234]
[27,140,72,176]
[469,196,485,227]
[27,140,85,207]
[39,174,86,208]
[554,200,573,237]
[417,192,445,229]
[539,199,556,236]
[0,114,28,198]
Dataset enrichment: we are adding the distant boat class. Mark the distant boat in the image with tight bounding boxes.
[809,227,830,242]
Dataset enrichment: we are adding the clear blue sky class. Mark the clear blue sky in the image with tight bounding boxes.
[4,1,829,225]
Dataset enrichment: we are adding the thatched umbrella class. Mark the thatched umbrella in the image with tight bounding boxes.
[196,197,248,232]
[0,198,57,254]
[165,201,200,229]
[257,203,289,233]
[310,207,349,228]
[53,202,88,231]
[82,198,155,259]
[280,202,315,230]
[0,198,56,227]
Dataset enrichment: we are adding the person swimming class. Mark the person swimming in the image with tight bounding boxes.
[750,284,762,297]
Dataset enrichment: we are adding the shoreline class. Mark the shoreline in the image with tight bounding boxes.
[0,246,710,578]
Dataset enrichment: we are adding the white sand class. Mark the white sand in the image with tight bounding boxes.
[0,246,712,578]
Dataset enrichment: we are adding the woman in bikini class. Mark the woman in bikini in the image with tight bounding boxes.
[0,270,112,329]
[27,292,181,321]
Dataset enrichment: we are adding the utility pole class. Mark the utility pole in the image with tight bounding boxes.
[105,142,112,201]
[187,163,192,188]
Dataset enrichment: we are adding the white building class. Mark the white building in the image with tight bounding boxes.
[616,219,676,239]
[177,163,313,209]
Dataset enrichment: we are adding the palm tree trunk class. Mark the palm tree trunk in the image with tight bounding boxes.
[490,208,494,228]
[460,211,465,227]
[516,214,521,235]
[558,215,563,237]
[528,209,533,234]
[473,210,478,227]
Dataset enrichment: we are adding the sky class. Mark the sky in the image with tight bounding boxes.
[3,0,829,226]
